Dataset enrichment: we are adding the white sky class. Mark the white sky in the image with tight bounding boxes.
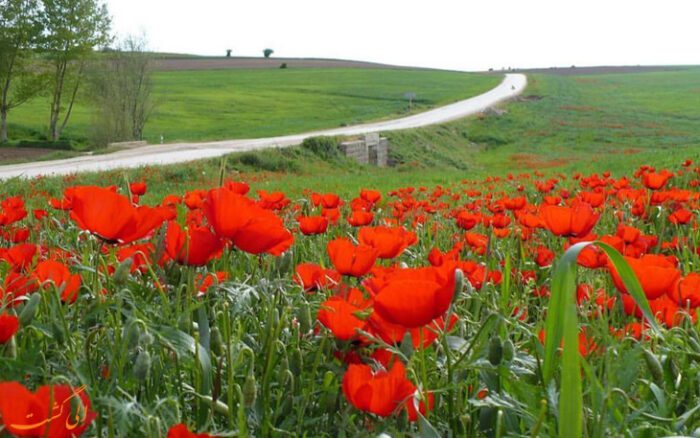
[107,0,699,71]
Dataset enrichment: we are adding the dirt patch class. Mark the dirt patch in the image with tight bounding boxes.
[515,95,543,102]
[153,57,431,72]
[509,153,571,169]
[0,147,56,164]
[560,105,599,112]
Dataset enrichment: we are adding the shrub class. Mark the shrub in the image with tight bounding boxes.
[301,136,340,160]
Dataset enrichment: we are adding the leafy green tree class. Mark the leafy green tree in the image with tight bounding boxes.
[263,48,274,58]
[41,0,111,141]
[0,0,45,142]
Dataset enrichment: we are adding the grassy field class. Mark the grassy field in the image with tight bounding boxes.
[5,68,499,147]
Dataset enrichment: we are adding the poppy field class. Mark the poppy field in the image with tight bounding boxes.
[2,156,700,437]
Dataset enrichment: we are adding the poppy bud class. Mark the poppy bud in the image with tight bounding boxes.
[502,339,515,362]
[454,269,464,300]
[488,336,503,366]
[19,293,42,325]
[243,372,257,408]
[139,331,154,347]
[275,250,293,273]
[113,258,133,285]
[123,320,141,350]
[210,326,223,356]
[134,349,151,381]
[298,305,312,334]
[643,349,663,384]
[400,331,414,359]
[687,336,700,355]
[7,336,17,358]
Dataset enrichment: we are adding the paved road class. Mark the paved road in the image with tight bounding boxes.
[0,73,527,179]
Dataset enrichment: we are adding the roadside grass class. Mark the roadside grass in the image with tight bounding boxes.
[4,68,499,148]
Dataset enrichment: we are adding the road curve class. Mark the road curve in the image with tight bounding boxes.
[0,73,527,179]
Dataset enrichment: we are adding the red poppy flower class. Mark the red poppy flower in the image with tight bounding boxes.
[668,273,700,308]
[347,210,374,227]
[539,202,599,237]
[68,186,169,244]
[297,216,329,235]
[0,382,96,438]
[257,190,290,210]
[0,243,38,272]
[360,189,382,204]
[327,238,378,277]
[167,423,213,438]
[358,226,417,259]
[642,170,673,190]
[608,254,681,300]
[311,192,342,209]
[668,208,693,225]
[165,222,223,266]
[129,182,147,196]
[342,361,415,417]
[0,313,19,343]
[202,188,294,256]
[34,260,82,303]
[317,291,371,341]
[534,246,555,267]
[373,265,456,328]
[293,263,340,292]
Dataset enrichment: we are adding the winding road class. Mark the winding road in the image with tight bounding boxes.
[0,73,527,179]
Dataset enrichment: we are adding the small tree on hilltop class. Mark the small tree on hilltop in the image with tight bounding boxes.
[226,49,232,57]
[263,48,274,58]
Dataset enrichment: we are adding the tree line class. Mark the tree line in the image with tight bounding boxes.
[0,0,154,146]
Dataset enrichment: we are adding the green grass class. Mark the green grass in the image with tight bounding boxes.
[5,68,499,147]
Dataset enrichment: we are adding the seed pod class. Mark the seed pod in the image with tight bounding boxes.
[210,326,224,356]
[502,339,515,362]
[6,336,17,359]
[242,372,257,408]
[19,293,42,325]
[112,258,133,285]
[134,349,151,381]
[643,349,663,384]
[488,336,503,366]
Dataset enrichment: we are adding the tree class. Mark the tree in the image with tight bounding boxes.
[41,0,111,141]
[226,49,232,58]
[0,0,45,142]
[263,48,274,58]
[88,34,155,146]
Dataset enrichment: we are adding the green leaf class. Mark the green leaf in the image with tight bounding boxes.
[155,325,212,395]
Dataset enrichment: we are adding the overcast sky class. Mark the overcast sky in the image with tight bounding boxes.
[108,0,699,71]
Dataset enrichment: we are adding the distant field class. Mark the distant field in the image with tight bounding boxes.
[5,67,700,200]
[6,68,500,148]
